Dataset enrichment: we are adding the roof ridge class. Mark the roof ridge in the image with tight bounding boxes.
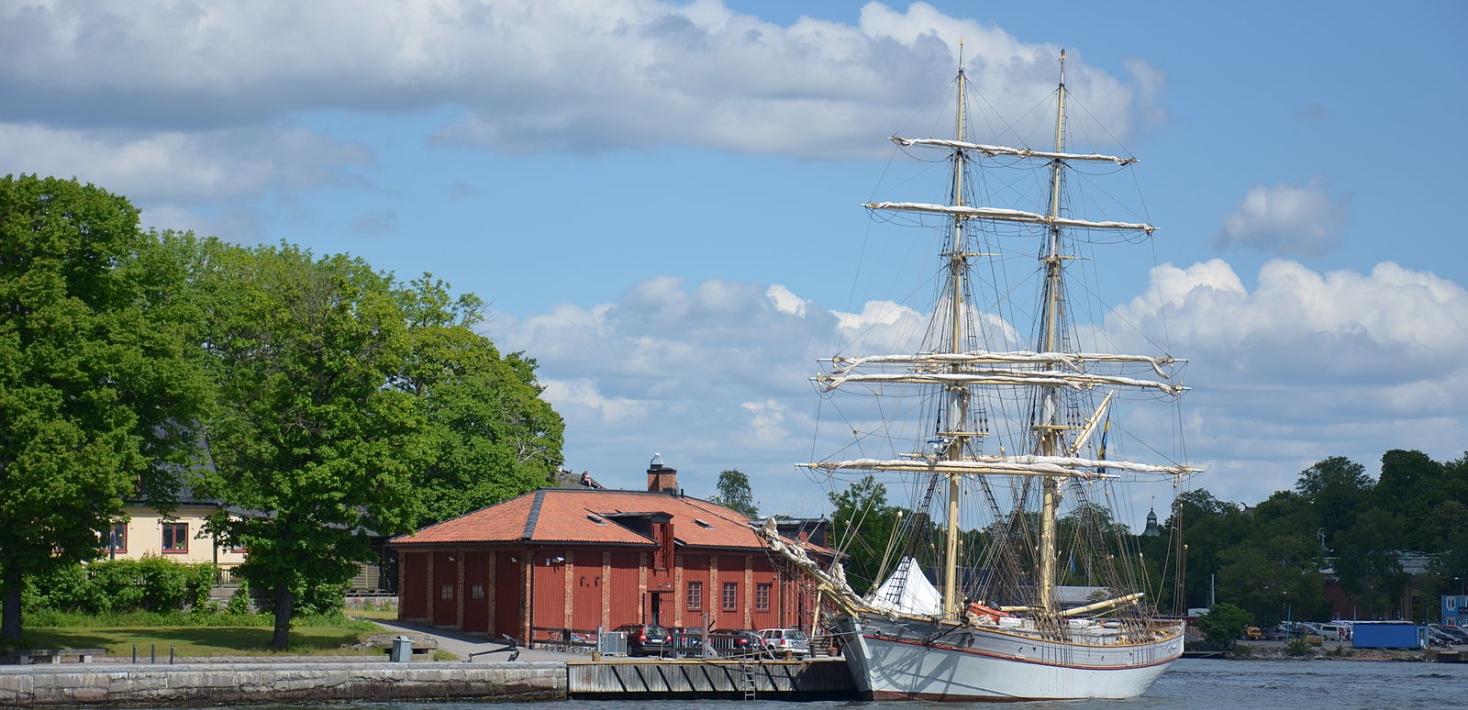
[522,489,545,540]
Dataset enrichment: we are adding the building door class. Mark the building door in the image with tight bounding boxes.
[648,591,670,625]
[493,552,522,640]
[462,552,490,633]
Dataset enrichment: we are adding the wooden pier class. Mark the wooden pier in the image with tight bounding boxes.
[567,657,856,700]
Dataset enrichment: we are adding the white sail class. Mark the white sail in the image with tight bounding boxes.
[892,136,1137,165]
[801,455,1194,478]
[831,351,1182,378]
[817,370,1185,395]
[867,557,943,617]
[866,201,1156,233]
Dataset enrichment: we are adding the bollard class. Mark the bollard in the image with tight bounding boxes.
[150,644,156,664]
[131,645,137,664]
[169,645,175,664]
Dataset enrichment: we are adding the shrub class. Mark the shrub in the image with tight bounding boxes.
[226,580,254,616]
[1286,638,1314,656]
[24,558,219,615]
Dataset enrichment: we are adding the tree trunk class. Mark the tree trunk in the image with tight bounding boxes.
[1,564,22,644]
[271,583,294,650]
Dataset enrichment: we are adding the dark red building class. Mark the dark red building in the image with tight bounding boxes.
[390,464,827,645]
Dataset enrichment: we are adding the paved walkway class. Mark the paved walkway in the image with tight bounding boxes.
[366,618,583,663]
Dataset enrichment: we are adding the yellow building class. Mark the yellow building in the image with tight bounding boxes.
[104,500,247,577]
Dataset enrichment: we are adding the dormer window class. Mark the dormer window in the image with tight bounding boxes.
[695,519,713,528]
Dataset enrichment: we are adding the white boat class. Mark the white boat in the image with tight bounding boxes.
[760,49,1194,702]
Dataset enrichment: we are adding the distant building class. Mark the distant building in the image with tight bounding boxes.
[1143,508,1161,537]
[107,495,245,574]
[390,462,831,646]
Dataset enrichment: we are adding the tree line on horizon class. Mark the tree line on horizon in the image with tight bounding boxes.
[0,175,566,649]
[825,449,1468,627]
[1165,450,1468,625]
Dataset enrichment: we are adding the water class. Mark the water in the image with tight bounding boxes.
[134,659,1468,710]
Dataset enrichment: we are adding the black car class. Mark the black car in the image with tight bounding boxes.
[614,623,671,657]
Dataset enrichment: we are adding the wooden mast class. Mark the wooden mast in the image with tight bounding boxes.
[941,43,969,621]
[1036,50,1069,615]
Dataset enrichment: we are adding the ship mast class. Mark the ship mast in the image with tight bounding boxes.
[940,46,969,621]
[1036,50,1070,614]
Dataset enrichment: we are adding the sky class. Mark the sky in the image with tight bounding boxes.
[5,0,1466,527]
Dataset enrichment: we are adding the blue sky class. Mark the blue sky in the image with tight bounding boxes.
[6,1,1466,525]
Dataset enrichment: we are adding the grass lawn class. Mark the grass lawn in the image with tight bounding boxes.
[25,618,384,658]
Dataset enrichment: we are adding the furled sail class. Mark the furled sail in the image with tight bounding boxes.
[866,202,1155,233]
[801,455,1195,478]
[891,136,1137,165]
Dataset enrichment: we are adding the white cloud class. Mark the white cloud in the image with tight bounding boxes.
[1113,258,1468,503]
[1211,178,1350,256]
[0,1,1146,157]
[500,261,1468,515]
[0,123,371,203]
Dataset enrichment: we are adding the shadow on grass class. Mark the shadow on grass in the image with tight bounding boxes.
[27,624,373,657]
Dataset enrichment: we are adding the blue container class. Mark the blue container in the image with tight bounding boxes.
[1351,622,1422,649]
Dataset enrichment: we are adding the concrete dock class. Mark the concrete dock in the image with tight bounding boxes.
[568,657,855,700]
[0,656,856,706]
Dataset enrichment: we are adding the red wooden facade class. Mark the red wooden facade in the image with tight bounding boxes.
[389,465,826,644]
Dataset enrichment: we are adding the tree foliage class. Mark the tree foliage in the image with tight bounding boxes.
[1195,602,1252,651]
[710,469,759,518]
[0,177,208,644]
[184,238,430,650]
[828,475,904,594]
[396,277,563,525]
[1172,450,1468,626]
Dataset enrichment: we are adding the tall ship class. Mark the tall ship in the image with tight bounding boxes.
[762,50,1194,701]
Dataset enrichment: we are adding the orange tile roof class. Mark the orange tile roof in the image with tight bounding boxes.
[390,488,825,555]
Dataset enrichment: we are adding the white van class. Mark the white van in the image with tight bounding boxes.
[1321,623,1352,641]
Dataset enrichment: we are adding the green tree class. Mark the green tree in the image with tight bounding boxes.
[186,239,428,650]
[1195,602,1252,651]
[1376,449,1443,550]
[1169,489,1248,609]
[0,177,208,644]
[710,469,759,518]
[1215,535,1325,626]
[1332,508,1408,619]
[1296,456,1372,546]
[396,276,564,525]
[828,475,903,594]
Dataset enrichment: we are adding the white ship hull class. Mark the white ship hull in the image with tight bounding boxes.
[836,615,1184,701]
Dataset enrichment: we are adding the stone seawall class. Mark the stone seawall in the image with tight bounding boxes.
[0,661,565,707]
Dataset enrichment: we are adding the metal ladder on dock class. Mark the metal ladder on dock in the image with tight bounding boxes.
[739,661,757,701]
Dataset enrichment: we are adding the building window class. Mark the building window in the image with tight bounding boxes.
[687,581,703,611]
[107,523,127,554]
[470,584,486,601]
[722,582,738,612]
[440,584,454,600]
[756,583,771,612]
[161,523,188,553]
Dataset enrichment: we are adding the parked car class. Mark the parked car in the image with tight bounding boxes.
[708,628,764,658]
[1429,624,1468,645]
[759,628,812,658]
[614,623,671,657]
[666,626,706,657]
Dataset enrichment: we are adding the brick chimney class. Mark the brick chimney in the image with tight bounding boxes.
[647,462,678,494]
